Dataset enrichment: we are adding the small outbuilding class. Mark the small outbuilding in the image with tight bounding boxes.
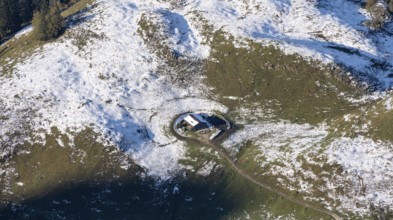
[174,112,232,142]
[182,113,211,131]
[184,114,201,127]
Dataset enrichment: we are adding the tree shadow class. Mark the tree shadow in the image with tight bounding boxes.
[0,169,262,220]
[65,3,99,28]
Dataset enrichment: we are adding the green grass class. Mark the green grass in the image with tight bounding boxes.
[171,122,332,218]
[327,94,393,143]
[61,0,96,18]
[0,32,43,77]
[369,109,393,142]
[206,31,364,125]
[178,139,332,219]
[362,95,393,143]
[1,129,136,202]
[0,127,331,219]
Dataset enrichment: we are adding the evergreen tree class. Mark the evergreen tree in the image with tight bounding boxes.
[6,0,21,33]
[19,0,34,24]
[0,0,21,39]
[46,1,65,38]
[32,10,46,40]
[32,0,65,41]
[0,0,8,39]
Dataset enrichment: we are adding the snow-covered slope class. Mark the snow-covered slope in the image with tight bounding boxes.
[0,0,226,180]
[223,119,393,214]
[184,0,393,89]
[1,0,393,216]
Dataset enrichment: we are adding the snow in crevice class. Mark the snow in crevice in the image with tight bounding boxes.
[157,9,211,59]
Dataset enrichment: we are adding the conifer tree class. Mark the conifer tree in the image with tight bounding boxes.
[0,0,8,39]
[6,0,21,33]
[19,0,34,24]
[0,0,21,39]
[32,10,46,40]
[32,0,65,41]
[46,1,65,38]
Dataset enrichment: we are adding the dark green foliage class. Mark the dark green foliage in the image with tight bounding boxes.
[31,10,46,40]
[32,1,65,41]
[0,0,21,40]
[46,1,65,38]
[18,0,34,24]
[0,1,7,39]
[0,0,81,42]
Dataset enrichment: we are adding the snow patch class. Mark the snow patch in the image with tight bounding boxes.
[385,96,393,110]
[158,9,210,59]
[223,121,328,160]
[14,25,33,39]
[327,136,393,214]
[197,160,216,176]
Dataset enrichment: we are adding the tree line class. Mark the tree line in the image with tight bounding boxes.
[0,0,79,42]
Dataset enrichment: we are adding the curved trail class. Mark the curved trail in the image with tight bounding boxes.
[197,138,342,220]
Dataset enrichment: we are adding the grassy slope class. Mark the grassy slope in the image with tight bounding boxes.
[0,0,116,205]
[329,95,393,143]
[177,140,331,219]
[137,13,333,219]
[1,129,135,202]
[1,1,392,219]
[206,31,364,125]
[204,31,393,219]
[133,8,393,219]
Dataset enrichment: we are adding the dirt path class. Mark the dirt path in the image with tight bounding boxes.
[173,115,341,220]
[203,139,342,220]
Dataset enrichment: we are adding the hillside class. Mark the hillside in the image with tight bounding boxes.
[0,0,392,219]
